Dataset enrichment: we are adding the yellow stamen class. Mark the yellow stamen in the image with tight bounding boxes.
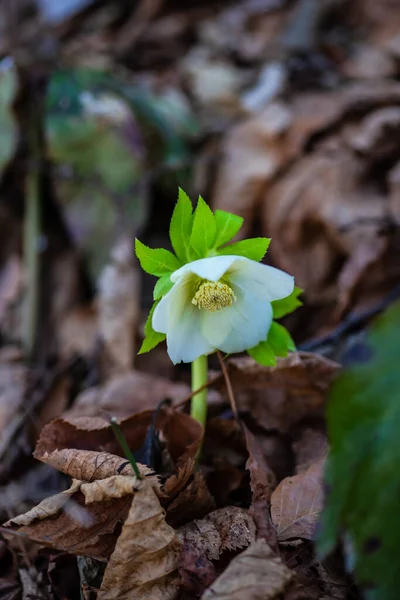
[192,280,236,312]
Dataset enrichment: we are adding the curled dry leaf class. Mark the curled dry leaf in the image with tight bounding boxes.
[213,354,339,433]
[271,460,325,542]
[35,447,155,484]
[34,407,203,496]
[81,475,141,503]
[4,479,132,559]
[97,482,181,600]
[177,506,255,562]
[201,539,293,600]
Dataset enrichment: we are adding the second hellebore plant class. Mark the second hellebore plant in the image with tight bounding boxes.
[135,189,301,427]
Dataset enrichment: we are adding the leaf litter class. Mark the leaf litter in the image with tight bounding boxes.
[2,0,400,598]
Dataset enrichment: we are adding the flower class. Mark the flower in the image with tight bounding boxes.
[152,255,294,364]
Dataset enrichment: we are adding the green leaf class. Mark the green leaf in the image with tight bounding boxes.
[138,302,166,354]
[214,210,243,248]
[135,239,181,277]
[248,340,276,367]
[169,188,194,262]
[272,286,303,319]
[217,238,270,262]
[189,196,217,258]
[267,322,296,357]
[317,301,400,600]
[153,274,174,300]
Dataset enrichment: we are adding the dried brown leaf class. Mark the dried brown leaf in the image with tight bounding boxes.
[35,447,154,483]
[177,507,255,562]
[271,460,325,542]
[34,408,202,496]
[5,480,82,526]
[4,479,130,559]
[244,425,277,551]
[98,482,181,600]
[81,475,141,503]
[167,472,216,527]
[213,354,339,433]
[201,539,293,600]
[178,541,216,596]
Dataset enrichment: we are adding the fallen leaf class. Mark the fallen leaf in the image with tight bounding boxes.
[34,407,202,494]
[97,235,140,376]
[261,83,400,318]
[213,354,339,433]
[244,424,278,551]
[178,540,216,596]
[201,539,293,599]
[35,447,154,483]
[81,475,141,503]
[292,428,328,474]
[4,479,131,559]
[271,460,324,542]
[97,482,181,600]
[177,506,255,562]
[166,472,216,527]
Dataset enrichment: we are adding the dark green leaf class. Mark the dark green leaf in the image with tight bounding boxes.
[317,301,400,600]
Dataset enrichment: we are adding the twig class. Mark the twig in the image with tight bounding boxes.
[216,350,238,420]
[300,282,400,352]
[173,373,221,409]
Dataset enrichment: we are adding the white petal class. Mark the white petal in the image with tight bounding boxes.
[228,258,294,302]
[171,255,240,283]
[153,275,214,363]
[167,304,215,364]
[202,288,273,354]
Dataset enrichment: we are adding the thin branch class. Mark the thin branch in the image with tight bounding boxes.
[216,350,239,420]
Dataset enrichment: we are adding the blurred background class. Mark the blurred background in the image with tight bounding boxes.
[1,0,400,373]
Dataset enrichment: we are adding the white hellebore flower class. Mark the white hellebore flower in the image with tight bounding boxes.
[152,255,294,364]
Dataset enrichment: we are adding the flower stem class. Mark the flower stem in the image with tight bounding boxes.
[191,354,208,427]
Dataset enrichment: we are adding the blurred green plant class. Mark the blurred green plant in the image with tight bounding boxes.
[0,58,18,174]
[46,68,198,277]
[318,300,400,600]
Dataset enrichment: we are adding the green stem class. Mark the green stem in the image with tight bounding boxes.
[191,354,208,427]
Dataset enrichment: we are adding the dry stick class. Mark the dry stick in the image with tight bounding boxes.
[173,373,221,409]
[216,350,239,420]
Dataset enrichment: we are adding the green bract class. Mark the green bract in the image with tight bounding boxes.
[135,188,301,361]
